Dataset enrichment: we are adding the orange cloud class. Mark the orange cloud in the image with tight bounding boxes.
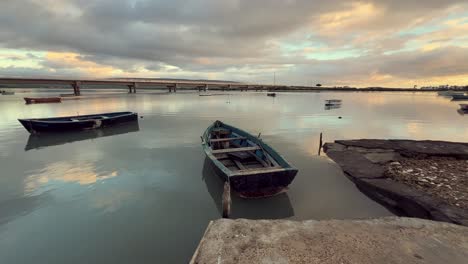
[45,52,120,77]
[317,2,383,34]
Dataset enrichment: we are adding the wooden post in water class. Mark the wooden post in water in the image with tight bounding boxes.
[222,181,231,218]
[318,132,323,156]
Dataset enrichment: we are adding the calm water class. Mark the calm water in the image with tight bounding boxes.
[0,90,466,263]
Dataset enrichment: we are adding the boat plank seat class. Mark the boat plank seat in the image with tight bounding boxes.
[233,167,284,175]
[210,137,246,143]
[212,146,261,154]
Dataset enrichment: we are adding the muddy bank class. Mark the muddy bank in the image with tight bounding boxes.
[323,139,468,226]
[191,217,468,264]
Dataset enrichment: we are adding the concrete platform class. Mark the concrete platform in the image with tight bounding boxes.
[190,217,468,264]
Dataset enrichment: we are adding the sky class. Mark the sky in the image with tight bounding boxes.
[0,0,467,87]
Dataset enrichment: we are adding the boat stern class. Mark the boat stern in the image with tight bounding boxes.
[229,168,298,198]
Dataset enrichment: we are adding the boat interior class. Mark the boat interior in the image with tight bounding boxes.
[208,126,281,172]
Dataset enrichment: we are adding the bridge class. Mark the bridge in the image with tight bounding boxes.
[0,78,279,96]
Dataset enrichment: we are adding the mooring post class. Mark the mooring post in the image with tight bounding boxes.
[72,81,81,96]
[318,132,323,155]
[222,182,231,218]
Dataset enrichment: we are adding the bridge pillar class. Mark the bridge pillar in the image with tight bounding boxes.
[228,84,232,90]
[174,83,178,92]
[128,82,138,93]
[72,81,81,96]
[204,84,208,91]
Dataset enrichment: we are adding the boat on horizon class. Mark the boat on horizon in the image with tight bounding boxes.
[438,90,464,97]
[18,111,138,134]
[451,94,468,101]
[201,120,298,198]
[24,97,61,104]
[325,99,342,106]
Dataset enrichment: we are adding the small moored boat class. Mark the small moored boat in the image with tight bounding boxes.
[325,99,342,106]
[438,91,464,97]
[18,111,138,134]
[451,94,468,101]
[201,120,298,198]
[460,104,468,110]
[24,97,61,104]
[1,91,14,95]
[267,93,276,97]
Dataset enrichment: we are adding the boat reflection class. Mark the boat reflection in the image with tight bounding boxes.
[24,121,140,151]
[324,104,341,110]
[202,158,294,219]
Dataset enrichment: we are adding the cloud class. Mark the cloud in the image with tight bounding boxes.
[0,0,467,86]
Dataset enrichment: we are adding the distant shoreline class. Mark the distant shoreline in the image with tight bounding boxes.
[1,85,467,93]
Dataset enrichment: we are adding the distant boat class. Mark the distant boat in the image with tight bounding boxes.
[267,93,276,97]
[451,94,468,101]
[438,91,464,97]
[18,111,138,134]
[59,93,75,97]
[24,97,61,104]
[1,91,14,95]
[325,99,342,106]
[201,120,298,198]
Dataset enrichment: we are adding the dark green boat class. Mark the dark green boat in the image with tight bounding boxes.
[201,120,298,198]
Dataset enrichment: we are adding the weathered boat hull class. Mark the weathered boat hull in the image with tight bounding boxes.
[18,111,138,133]
[202,121,298,198]
[24,97,61,104]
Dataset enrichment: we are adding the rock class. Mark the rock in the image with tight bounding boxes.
[323,139,468,226]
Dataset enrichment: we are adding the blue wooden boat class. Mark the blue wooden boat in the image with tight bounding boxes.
[201,120,298,198]
[24,121,139,150]
[18,111,138,134]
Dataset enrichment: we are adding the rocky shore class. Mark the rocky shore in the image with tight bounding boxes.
[191,217,468,264]
[323,139,468,226]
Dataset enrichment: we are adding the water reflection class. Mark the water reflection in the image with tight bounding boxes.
[324,104,341,110]
[24,122,140,151]
[202,158,294,219]
[24,161,118,194]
